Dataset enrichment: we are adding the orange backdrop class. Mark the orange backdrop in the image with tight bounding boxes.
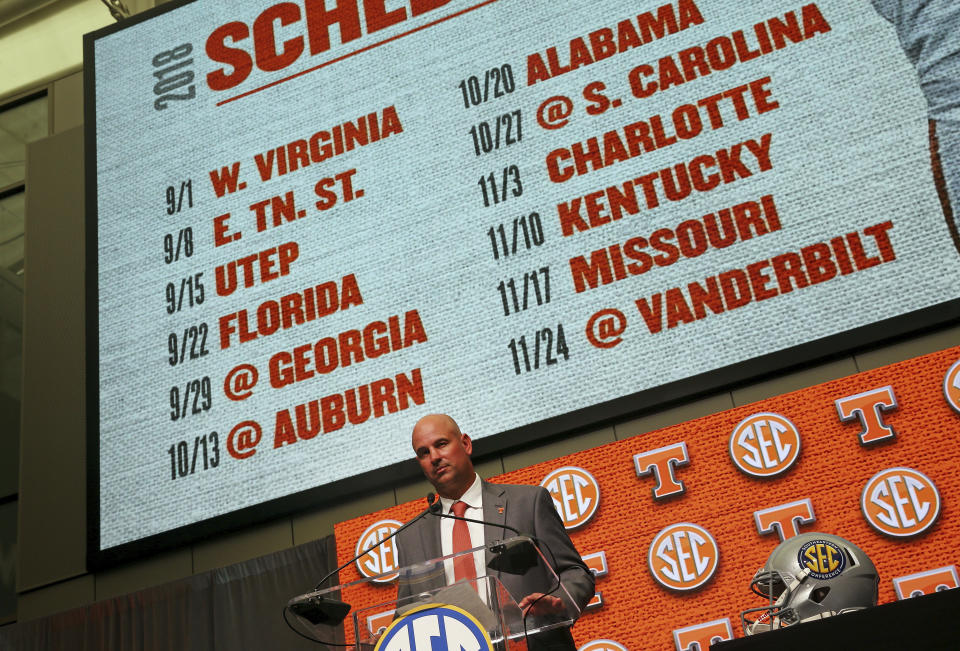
[334,346,960,649]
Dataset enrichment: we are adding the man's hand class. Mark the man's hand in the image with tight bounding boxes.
[517,592,565,617]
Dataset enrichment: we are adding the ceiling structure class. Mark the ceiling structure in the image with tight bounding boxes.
[0,0,113,101]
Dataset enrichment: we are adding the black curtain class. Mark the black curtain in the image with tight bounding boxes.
[0,536,344,650]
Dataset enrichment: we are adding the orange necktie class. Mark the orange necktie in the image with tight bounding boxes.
[451,501,477,584]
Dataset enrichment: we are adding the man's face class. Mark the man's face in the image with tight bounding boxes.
[412,415,474,499]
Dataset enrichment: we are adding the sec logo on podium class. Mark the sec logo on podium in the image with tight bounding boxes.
[375,604,493,651]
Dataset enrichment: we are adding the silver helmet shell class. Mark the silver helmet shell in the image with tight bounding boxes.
[741,532,879,635]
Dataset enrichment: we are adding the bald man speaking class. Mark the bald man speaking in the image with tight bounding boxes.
[395,414,595,651]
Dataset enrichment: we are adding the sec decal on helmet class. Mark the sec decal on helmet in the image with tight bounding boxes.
[797,538,845,580]
[740,532,879,636]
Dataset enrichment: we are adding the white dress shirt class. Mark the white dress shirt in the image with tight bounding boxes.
[438,473,486,585]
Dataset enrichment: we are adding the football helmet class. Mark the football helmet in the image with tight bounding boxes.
[741,532,879,635]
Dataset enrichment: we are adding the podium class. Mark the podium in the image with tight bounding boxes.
[714,588,960,650]
[286,536,581,649]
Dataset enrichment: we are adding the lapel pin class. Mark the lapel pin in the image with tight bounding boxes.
[497,506,504,514]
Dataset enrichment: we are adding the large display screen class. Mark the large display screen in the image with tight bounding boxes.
[85,0,960,562]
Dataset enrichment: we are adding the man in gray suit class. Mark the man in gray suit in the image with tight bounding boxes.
[395,414,595,651]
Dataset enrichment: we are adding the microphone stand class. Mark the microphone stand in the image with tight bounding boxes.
[313,494,440,592]
[426,501,564,644]
[283,494,441,644]
[424,508,540,573]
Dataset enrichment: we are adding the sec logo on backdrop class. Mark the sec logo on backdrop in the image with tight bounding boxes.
[356,519,402,582]
[944,359,960,413]
[542,466,600,529]
[376,605,493,651]
[577,640,628,651]
[729,413,801,478]
[861,467,940,537]
[648,523,719,592]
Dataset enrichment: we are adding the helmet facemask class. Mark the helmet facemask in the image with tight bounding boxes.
[741,567,810,634]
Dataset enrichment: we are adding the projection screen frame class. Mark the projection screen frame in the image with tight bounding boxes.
[83,0,960,569]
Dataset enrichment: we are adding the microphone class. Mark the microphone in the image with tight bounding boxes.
[286,494,439,630]
[313,493,438,591]
[427,502,539,574]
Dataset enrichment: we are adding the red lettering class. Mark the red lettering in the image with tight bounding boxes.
[206,23,252,91]
[253,3,304,72]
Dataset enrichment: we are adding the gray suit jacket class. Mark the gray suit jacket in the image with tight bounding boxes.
[395,480,595,649]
